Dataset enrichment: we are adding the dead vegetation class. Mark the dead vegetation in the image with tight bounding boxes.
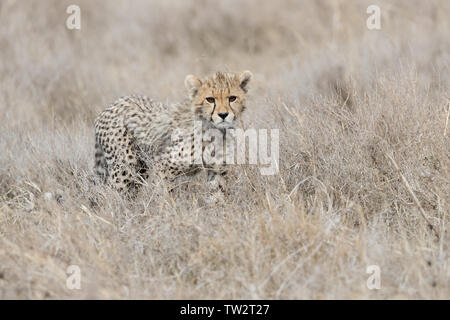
[0,0,449,299]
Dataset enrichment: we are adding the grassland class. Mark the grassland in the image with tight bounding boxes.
[0,0,448,299]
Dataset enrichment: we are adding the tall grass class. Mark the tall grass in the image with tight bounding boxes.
[0,0,448,299]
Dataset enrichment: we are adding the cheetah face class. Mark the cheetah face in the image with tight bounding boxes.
[185,71,252,129]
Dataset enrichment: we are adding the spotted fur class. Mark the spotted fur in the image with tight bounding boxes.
[94,71,252,194]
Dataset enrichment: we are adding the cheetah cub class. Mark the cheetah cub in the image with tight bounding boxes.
[94,71,252,194]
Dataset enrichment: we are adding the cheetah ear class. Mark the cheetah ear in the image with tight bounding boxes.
[184,75,202,99]
[239,70,253,93]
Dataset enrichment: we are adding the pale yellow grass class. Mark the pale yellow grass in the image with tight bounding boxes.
[0,0,449,299]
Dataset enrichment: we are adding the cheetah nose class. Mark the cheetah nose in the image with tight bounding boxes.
[218,112,229,120]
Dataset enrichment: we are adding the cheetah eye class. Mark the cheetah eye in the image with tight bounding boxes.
[228,96,237,103]
[206,97,215,104]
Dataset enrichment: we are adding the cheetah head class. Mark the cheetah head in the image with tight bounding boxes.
[184,71,252,129]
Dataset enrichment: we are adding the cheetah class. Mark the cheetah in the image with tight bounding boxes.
[94,71,253,194]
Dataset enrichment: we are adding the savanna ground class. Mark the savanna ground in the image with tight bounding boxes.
[0,0,449,299]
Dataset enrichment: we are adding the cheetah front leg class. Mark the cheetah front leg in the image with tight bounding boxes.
[206,169,227,192]
[205,168,228,204]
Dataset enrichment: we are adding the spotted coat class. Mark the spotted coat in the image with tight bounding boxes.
[94,71,252,194]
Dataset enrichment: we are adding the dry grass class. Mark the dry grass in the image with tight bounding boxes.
[0,0,449,299]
